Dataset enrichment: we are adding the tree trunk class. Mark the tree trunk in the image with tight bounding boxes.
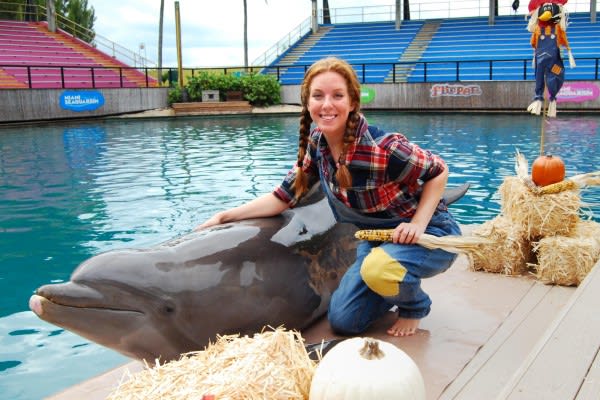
[158,0,164,84]
[244,0,248,68]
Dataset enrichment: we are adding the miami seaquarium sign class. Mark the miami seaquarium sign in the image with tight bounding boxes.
[556,82,600,104]
[59,90,105,112]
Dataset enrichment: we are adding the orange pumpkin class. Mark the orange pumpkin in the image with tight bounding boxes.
[531,154,565,187]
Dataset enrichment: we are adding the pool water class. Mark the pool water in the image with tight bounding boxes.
[0,112,598,399]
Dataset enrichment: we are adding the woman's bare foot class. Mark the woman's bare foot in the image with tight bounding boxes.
[387,317,420,337]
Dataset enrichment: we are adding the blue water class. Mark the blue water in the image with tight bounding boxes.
[0,113,598,399]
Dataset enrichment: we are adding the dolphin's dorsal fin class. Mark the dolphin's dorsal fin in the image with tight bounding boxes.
[443,183,470,205]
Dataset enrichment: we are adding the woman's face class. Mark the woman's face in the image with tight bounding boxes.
[307,71,355,137]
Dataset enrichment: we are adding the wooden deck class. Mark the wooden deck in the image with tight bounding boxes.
[47,227,600,400]
[171,101,252,115]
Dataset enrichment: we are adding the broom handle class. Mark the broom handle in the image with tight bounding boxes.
[540,97,546,156]
[540,77,548,156]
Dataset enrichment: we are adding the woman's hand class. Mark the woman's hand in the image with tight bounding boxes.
[193,193,289,232]
[195,212,225,231]
[392,221,426,244]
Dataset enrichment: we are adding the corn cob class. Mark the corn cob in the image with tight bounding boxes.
[355,229,395,242]
[535,179,578,195]
[354,231,493,254]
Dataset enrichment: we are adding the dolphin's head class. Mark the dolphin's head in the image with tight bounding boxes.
[29,240,221,361]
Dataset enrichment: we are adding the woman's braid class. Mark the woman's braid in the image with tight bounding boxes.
[292,108,312,198]
[335,111,359,189]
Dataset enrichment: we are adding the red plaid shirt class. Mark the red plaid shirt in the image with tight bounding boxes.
[274,115,447,219]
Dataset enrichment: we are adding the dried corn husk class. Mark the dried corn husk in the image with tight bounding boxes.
[468,215,532,275]
[353,231,493,254]
[499,176,580,239]
[107,327,316,400]
[532,220,600,286]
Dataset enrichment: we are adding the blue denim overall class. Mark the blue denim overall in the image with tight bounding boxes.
[317,149,461,335]
[533,25,565,102]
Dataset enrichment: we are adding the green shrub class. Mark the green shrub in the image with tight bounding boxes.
[240,73,281,106]
[181,71,280,106]
[167,86,182,105]
[186,71,220,101]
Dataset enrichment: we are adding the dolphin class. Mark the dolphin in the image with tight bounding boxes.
[29,183,469,362]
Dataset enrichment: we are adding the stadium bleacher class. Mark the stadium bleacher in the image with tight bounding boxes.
[271,20,424,84]
[0,19,155,89]
[267,12,599,84]
[1,11,598,88]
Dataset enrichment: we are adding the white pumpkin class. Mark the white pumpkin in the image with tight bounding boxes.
[309,337,426,400]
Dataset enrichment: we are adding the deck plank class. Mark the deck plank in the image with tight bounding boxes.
[440,283,574,399]
[498,261,600,400]
[575,345,600,400]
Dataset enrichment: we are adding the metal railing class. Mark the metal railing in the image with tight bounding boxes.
[250,17,313,67]
[0,64,159,89]
[259,57,600,84]
[3,57,597,90]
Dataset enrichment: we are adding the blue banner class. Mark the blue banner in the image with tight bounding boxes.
[59,90,105,112]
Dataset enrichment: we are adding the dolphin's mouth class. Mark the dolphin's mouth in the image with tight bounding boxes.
[30,282,144,317]
[30,294,144,316]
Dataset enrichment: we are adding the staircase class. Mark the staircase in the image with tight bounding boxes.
[265,26,332,78]
[385,20,441,83]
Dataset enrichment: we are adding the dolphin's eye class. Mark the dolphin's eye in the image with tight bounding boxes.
[162,302,176,314]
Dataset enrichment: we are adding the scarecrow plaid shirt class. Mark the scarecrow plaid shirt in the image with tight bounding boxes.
[273,116,447,219]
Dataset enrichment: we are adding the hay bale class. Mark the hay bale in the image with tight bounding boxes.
[533,220,600,286]
[107,327,316,400]
[499,176,580,240]
[468,215,531,275]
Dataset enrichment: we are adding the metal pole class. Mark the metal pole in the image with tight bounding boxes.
[489,0,495,25]
[311,0,318,34]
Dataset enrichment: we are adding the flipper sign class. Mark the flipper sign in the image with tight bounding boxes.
[60,90,105,112]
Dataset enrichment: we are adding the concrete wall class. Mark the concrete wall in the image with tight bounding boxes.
[2,80,598,124]
[281,81,600,112]
[0,88,169,123]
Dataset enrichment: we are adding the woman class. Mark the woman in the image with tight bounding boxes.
[197,57,460,337]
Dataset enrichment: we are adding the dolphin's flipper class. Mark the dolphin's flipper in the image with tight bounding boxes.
[443,183,470,205]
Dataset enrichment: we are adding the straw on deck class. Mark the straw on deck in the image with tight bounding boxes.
[532,220,600,286]
[468,215,532,276]
[499,176,580,240]
[107,327,316,400]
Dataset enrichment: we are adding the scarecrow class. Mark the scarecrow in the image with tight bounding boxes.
[526,0,575,117]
